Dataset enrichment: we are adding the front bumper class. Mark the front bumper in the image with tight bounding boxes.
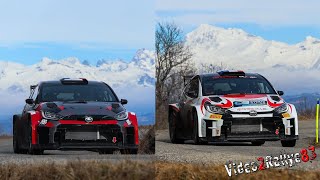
[34,121,138,150]
[202,115,298,142]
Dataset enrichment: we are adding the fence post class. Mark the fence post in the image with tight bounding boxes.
[316,98,319,144]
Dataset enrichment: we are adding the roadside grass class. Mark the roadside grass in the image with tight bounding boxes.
[0,160,155,180]
[0,161,320,180]
[156,162,320,180]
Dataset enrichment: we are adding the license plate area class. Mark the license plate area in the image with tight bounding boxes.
[55,124,122,143]
[230,119,268,133]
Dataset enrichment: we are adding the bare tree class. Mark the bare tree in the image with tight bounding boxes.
[155,22,194,129]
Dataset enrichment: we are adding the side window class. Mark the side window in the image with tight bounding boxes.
[186,78,199,98]
[183,83,191,96]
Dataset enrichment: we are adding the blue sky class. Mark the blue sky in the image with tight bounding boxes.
[156,0,320,44]
[0,0,154,65]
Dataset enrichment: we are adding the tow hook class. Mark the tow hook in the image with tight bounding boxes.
[275,127,280,135]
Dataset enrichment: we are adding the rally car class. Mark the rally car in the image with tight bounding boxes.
[13,78,139,154]
[168,71,298,147]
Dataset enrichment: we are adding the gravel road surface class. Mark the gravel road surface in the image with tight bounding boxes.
[156,121,320,170]
[0,128,155,164]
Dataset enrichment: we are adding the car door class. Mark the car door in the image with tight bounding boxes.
[180,77,199,133]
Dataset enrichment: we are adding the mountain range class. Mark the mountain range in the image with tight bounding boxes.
[0,49,155,134]
[0,49,155,92]
[186,24,320,70]
[185,24,320,95]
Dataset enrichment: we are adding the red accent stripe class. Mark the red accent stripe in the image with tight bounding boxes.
[128,112,139,145]
[171,105,180,112]
[216,99,233,108]
[30,111,42,144]
[201,98,211,114]
[223,94,266,98]
[58,120,118,125]
[288,104,292,113]
[267,98,283,108]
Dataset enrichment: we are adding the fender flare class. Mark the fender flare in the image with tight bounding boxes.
[168,103,180,113]
[128,112,139,145]
[288,103,299,135]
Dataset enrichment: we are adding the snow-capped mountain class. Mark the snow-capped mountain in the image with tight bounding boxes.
[186,24,320,94]
[0,49,155,93]
[186,24,320,70]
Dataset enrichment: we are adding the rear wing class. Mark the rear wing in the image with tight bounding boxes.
[183,75,194,86]
[60,78,88,85]
[217,70,245,77]
[29,84,38,98]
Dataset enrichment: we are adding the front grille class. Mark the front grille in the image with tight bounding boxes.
[223,117,282,134]
[54,124,123,144]
[62,115,114,121]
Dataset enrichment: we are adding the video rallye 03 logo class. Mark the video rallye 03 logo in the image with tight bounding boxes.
[225,146,317,177]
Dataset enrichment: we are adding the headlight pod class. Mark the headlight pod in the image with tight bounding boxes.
[115,111,128,121]
[204,102,225,114]
[41,111,62,120]
[274,103,289,114]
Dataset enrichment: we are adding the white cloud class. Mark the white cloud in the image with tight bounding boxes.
[156,0,320,27]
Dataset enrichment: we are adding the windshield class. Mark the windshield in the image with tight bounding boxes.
[39,83,118,102]
[202,76,276,96]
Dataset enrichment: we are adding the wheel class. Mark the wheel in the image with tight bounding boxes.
[251,140,265,146]
[30,149,44,155]
[193,112,207,145]
[13,122,22,154]
[26,121,43,155]
[168,111,184,144]
[281,139,296,147]
[120,149,138,154]
[98,149,114,154]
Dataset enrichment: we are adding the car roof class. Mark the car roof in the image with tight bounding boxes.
[200,72,262,78]
[38,80,105,86]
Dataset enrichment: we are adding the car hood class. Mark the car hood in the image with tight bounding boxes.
[38,101,125,117]
[204,94,285,112]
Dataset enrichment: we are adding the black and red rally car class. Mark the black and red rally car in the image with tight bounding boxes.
[13,78,139,154]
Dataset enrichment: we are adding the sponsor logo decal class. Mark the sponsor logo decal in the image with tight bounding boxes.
[282,113,291,118]
[209,114,222,119]
[233,100,267,107]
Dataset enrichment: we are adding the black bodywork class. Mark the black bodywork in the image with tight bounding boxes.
[13,79,138,154]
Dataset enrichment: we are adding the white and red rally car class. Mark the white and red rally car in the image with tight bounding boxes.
[168,71,298,147]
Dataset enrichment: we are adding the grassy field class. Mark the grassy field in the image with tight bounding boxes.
[0,161,319,180]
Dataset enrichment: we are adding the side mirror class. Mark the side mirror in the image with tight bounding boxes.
[277,91,284,96]
[25,98,34,105]
[187,91,198,98]
[120,99,128,105]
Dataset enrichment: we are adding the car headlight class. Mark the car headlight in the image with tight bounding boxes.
[204,102,225,114]
[274,103,288,114]
[41,111,62,120]
[115,111,128,120]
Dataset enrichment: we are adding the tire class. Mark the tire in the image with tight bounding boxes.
[13,123,22,154]
[98,149,114,154]
[120,149,138,154]
[26,121,43,155]
[281,139,296,147]
[168,111,184,144]
[193,112,207,145]
[251,140,265,146]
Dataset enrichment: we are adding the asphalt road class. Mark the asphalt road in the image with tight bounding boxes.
[156,121,320,170]
[0,129,155,164]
